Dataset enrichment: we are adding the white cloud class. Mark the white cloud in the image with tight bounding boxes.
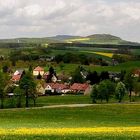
[0,0,140,42]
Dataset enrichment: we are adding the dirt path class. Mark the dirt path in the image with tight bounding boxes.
[28,104,94,109]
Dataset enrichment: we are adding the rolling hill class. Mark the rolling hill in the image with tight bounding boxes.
[63,34,140,45]
[0,34,139,46]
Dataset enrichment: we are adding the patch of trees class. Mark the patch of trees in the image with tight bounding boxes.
[0,71,37,109]
[112,54,133,63]
[91,70,140,103]
[49,43,140,49]
[86,71,109,84]
[0,43,41,48]
[54,53,108,65]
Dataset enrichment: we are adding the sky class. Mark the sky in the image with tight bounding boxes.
[0,0,140,42]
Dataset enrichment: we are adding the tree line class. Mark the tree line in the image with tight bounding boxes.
[0,71,37,109]
[90,71,140,103]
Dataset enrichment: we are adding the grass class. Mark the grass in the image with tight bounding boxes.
[36,95,91,106]
[88,61,140,72]
[0,104,139,139]
[44,61,140,74]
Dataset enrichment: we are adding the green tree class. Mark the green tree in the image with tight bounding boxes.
[71,66,85,84]
[14,87,24,108]
[29,65,33,72]
[2,65,9,73]
[0,72,8,109]
[90,85,98,103]
[98,80,115,103]
[20,72,36,107]
[115,82,126,103]
[124,71,134,102]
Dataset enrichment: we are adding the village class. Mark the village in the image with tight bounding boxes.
[10,66,92,96]
[9,64,140,98]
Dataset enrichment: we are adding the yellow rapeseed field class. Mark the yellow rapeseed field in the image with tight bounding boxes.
[0,127,139,136]
[66,38,90,43]
[92,52,113,58]
[81,51,113,58]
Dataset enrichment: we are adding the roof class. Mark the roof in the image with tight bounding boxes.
[70,83,89,91]
[34,66,44,71]
[11,74,22,82]
[14,69,24,75]
[45,83,68,90]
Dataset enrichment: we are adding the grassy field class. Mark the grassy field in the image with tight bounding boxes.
[36,95,91,106]
[0,104,139,139]
[44,61,140,74]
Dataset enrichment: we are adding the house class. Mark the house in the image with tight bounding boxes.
[33,66,45,76]
[14,69,25,76]
[44,83,70,94]
[11,69,25,82]
[70,83,90,95]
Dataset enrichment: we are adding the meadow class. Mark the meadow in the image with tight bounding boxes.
[44,61,140,74]
[0,104,139,139]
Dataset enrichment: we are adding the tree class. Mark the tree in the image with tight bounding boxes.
[2,65,9,73]
[20,72,36,107]
[46,66,56,83]
[120,70,126,81]
[90,85,98,103]
[124,71,134,102]
[37,72,42,80]
[14,87,24,108]
[29,65,33,72]
[100,71,109,81]
[86,71,100,85]
[0,72,8,109]
[115,82,126,103]
[71,66,85,84]
[98,80,115,103]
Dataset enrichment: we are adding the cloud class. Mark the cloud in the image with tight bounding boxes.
[0,0,140,42]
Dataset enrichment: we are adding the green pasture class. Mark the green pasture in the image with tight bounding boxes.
[0,104,139,139]
[44,61,140,74]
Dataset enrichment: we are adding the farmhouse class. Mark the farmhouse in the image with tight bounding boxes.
[70,83,90,95]
[11,69,25,82]
[33,66,45,76]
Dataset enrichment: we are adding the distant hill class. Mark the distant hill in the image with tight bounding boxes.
[64,34,140,46]
[48,35,81,41]
[0,34,139,46]
[0,37,61,44]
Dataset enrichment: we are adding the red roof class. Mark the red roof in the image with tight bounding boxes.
[70,83,89,91]
[34,66,44,71]
[11,74,22,82]
[45,83,68,90]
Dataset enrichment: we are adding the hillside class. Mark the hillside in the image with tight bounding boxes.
[0,34,139,46]
[64,34,140,45]
[0,37,61,44]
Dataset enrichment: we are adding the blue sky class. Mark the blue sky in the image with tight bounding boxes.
[0,0,140,42]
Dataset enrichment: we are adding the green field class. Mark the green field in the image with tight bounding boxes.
[0,104,139,139]
[44,61,140,74]
[36,95,91,106]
